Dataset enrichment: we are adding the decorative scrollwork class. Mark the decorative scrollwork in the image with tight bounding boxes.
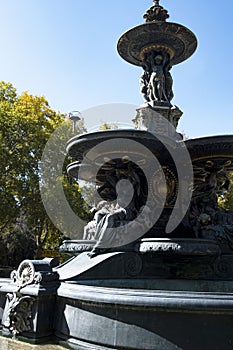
[2,259,59,337]
[213,256,233,278]
[140,241,181,253]
[139,239,220,256]
[16,261,35,289]
[10,259,58,291]
[2,292,35,336]
[124,254,143,277]
[59,240,95,253]
[150,167,178,206]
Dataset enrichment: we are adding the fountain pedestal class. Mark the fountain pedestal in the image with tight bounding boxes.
[133,105,183,139]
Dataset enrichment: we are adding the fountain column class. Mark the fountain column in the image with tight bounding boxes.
[117,0,197,138]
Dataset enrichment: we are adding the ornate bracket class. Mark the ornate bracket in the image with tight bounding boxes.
[10,259,59,290]
[2,259,59,337]
[2,292,34,337]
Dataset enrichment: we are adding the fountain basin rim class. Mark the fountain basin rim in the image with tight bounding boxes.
[57,282,233,314]
[67,129,176,148]
[186,134,233,145]
[117,21,198,66]
[67,131,233,153]
[66,129,182,162]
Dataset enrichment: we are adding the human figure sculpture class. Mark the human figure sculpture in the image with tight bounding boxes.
[189,172,219,236]
[140,51,173,104]
[88,195,138,258]
[87,169,142,258]
[188,171,233,245]
[83,201,114,240]
[164,63,174,101]
[140,60,151,102]
[140,71,150,102]
[148,52,167,102]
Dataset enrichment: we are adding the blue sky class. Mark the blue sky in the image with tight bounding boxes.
[0,0,232,138]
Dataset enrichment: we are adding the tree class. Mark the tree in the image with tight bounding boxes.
[1,223,36,267]
[99,122,118,130]
[219,171,233,211]
[0,81,90,265]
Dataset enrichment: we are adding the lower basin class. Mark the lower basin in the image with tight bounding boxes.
[54,281,233,350]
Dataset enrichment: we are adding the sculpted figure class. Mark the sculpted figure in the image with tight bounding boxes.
[189,171,233,250]
[88,200,137,258]
[83,201,113,240]
[140,51,173,104]
[140,70,150,102]
[148,52,167,102]
[164,63,174,101]
[88,175,141,258]
[140,59,151,102]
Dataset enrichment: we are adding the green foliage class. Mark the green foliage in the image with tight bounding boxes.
[99,122,118,130]
[0,82,62,228]
[219,172,233,211]
[0,81,90,266]
[0,81,17,103]
[1,224,36,267]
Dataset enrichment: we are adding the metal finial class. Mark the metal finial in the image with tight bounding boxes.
[144,0,169,22]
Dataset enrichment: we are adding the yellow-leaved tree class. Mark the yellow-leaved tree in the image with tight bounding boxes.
[0,81,90,267]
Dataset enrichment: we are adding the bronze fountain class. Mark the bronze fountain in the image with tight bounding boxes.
[1,1,233,349]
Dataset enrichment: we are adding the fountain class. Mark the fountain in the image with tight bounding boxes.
[1,1,233,349]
